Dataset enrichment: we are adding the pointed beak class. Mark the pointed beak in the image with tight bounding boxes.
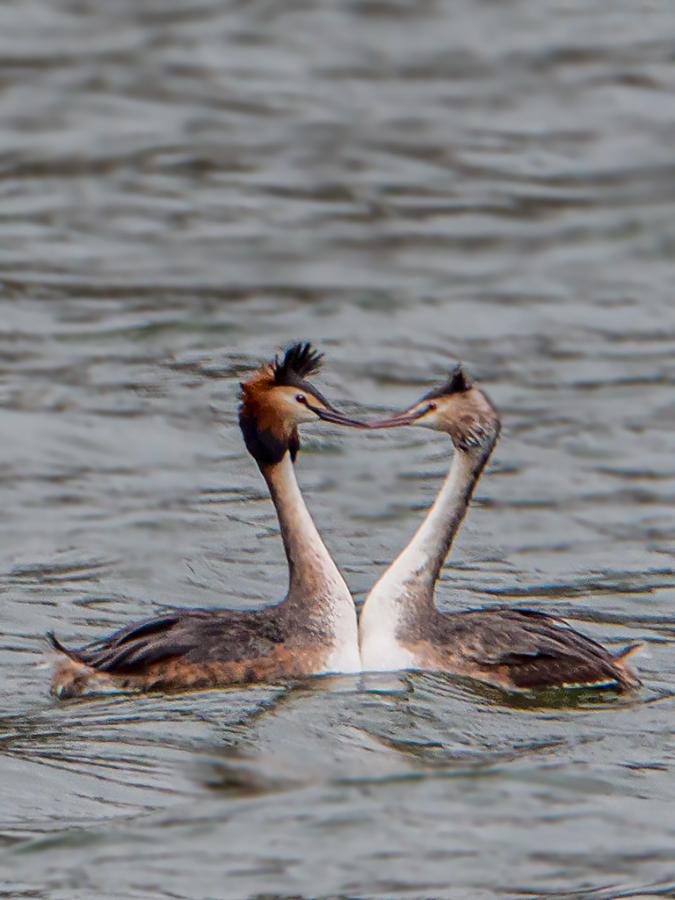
[366,404,431,429]
[307,402,369,429]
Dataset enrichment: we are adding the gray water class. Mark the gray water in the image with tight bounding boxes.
[1,1,675,897]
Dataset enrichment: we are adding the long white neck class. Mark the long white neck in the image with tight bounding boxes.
[359,443,490,670]
[262,453,360,672]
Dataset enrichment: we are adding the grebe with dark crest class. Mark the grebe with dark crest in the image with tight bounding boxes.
[359,366,641,692]
[49,342,363,698]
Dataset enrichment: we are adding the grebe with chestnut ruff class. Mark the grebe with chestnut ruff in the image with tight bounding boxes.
[359,366,640,692]
[49,343,363,698]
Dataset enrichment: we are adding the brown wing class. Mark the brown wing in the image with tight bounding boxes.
[48,608,286,675]
[441,607,636,689]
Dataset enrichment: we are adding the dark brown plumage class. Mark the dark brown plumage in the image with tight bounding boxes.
[402,607,640,691]
[421,364,472,401]
[48,607,328,698]
[273,341,323,386]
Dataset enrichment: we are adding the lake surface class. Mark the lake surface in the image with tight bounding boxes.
[1,1,674,897]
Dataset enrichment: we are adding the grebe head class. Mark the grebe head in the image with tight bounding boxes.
[239,341,365,465]
[369,365,500,452]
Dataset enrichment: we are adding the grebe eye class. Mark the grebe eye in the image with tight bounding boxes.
[296,394,307,404]
[428,402,437,411]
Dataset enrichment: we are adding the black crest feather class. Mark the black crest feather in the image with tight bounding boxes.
[273,342,324,387]
[422,364,472,401]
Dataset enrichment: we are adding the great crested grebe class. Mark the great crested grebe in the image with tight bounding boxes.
[359,366,641,692]
[49,342,364,698]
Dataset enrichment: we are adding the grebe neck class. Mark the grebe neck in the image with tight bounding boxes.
[262,454,342,597]
[359,440,494,667]
[398,445,490,591]
[261,454,359,670]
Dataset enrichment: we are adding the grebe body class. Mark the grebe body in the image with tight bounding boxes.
[50,599,359,698]
[50,343,362,699]
[360,367,640,692]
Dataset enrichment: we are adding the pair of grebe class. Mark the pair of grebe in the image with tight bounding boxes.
[50,342,640,698]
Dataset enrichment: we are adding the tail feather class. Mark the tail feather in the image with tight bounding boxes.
[614,642,643,664]
[48,632,92,699]
[613,642,642,688]
[47,631,80,662]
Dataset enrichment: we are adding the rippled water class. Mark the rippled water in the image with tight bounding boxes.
[1,1,675,897]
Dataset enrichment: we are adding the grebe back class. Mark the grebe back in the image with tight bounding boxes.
[359,366,640,692]
[50,342,364,698]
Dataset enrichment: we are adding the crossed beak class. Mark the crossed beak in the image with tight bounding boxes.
[306,400,430,429]
[307,402,369,429]
[366,404,430,429]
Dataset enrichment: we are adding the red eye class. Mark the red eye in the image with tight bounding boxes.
[296,394,307,404]
[428,402,437,411]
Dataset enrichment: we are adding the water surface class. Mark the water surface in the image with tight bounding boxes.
[1,1,675,897]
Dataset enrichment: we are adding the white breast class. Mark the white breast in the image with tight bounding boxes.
[358,564,421,672]
[318,579,362,674]
[320,639,362,674]
[359,630,417,672]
